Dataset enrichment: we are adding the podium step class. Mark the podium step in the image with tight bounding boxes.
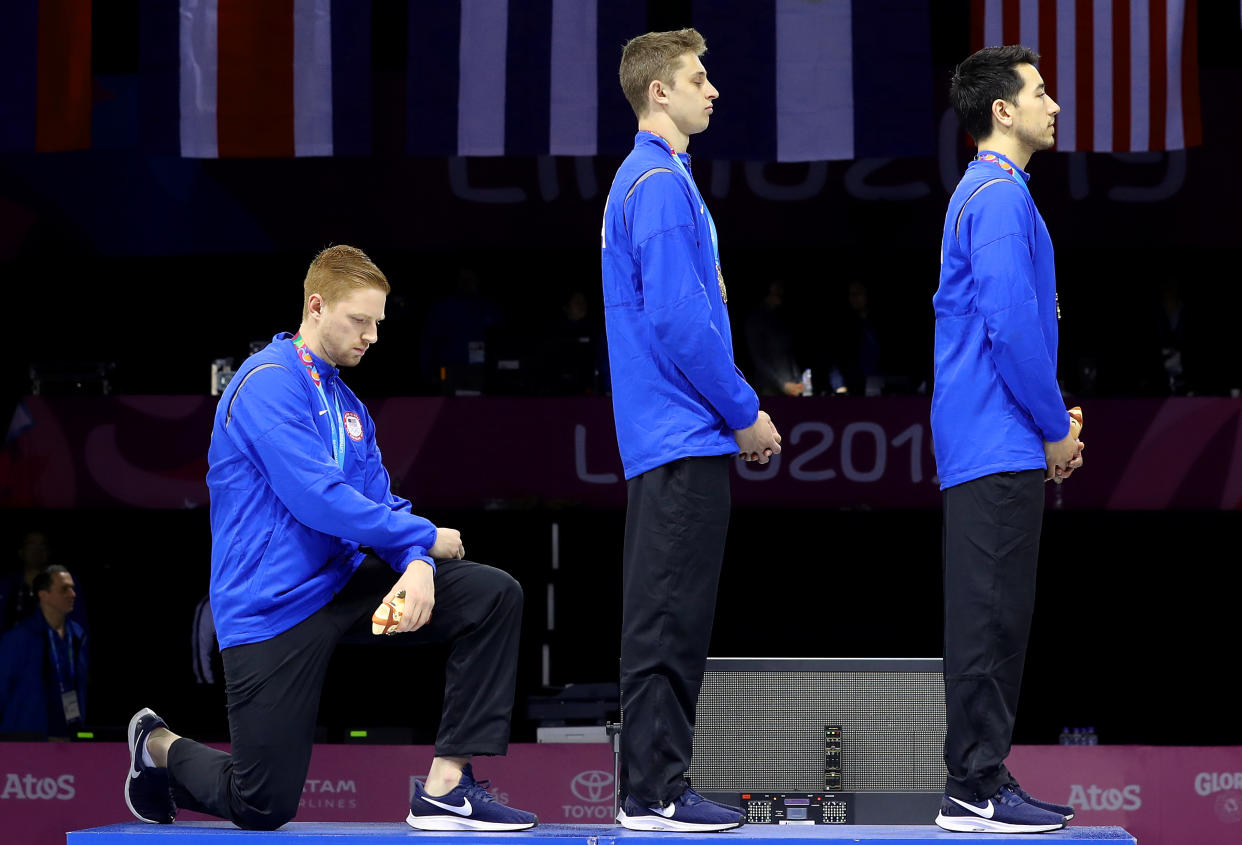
[69,821,1136,844]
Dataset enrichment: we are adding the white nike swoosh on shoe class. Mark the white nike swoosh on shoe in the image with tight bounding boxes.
[654,804,676,818]
[949,796,995,818]
[421,795,473,816]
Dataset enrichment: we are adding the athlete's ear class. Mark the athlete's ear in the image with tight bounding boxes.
[649,78,669,108]
[991,98,1014,130]
[307,293,326,319]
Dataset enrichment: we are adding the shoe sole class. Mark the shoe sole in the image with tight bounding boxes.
[617,809,743,832]
[406,811,536,831]
[935,812,1064,834]
[124,708,162,824]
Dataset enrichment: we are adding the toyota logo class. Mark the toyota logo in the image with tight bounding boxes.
[571,770,614,803]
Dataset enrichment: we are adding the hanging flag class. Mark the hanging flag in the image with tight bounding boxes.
[690,0,935,162]
[971,0,1202,153]
[0,0,92,153]
[406,0,644,157]
[141,0,371,158]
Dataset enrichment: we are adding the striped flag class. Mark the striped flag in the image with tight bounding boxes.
[410,0,935,160]
[0,0,92,153]
[142,0,371,158]
[405,0,644,157]
[133,0,933,161]
[690,0,935,162]
[972,0,1202,152]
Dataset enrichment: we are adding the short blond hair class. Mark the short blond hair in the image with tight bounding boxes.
[619,28,707,119]
[302,245,390,321]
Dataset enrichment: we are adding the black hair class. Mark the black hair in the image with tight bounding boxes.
[950,45,1041,141]
[32,564,70,595]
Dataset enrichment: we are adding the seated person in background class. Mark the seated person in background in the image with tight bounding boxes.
[745,280,805,396]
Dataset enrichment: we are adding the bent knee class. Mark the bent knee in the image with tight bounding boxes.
[232,795,299,831]
[475,564,523,603]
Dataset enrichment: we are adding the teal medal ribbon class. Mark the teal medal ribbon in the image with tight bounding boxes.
[641,131,727,303]
[292,334,346,470]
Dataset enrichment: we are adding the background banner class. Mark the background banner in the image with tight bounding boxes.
[6,396,1242,511]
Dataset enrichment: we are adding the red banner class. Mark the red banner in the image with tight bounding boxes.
[4,396,1242,510]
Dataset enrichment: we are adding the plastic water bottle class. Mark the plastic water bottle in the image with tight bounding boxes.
[801,368,813,397]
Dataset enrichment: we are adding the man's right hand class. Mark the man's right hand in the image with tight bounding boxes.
[1043,433,1078,482]
[735,410,782,464]
[429,527,465,560]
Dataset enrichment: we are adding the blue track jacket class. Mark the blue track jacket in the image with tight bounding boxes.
[932,152,1070,490]
[207,333,437,649]
[0,612,88,736]
[601,132,759,479]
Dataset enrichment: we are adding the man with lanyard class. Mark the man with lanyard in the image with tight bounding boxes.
[124,245,537,832]
[0,565,87,737]
[931,46,1084,834]
[601,29,781,833]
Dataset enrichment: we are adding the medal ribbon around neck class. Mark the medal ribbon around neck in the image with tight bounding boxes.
[292,333,346,469]
[641,131,727,303]
[975,151,1031,197]
[975,153,1059,318]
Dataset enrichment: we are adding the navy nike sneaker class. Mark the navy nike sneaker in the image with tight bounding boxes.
[1007,783,1076,820]
[406,764,537,831]
[935,784,1065,833]
[617,784,745,832]
[124,708,176,824]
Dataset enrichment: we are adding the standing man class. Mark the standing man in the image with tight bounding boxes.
[124,245,537,832]
[0,565,88,738]
[931,46,1084,834]
[601,28,781,833]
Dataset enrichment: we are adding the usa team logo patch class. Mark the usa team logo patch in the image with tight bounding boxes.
[343,412,364,442]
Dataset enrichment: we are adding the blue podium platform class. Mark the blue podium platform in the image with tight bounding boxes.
[67,822,1136,844]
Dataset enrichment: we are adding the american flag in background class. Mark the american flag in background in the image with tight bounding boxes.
[971,0,1202,152]
[1,1,1207,158]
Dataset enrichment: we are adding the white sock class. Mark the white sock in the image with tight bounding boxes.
[141,737,155,768]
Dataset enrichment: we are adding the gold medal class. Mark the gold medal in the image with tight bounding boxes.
[717,264,727,303]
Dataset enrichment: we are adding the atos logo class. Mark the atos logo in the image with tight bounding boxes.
[570,770,614,803]
[1067,784,1141,812]
[1,773,76,800]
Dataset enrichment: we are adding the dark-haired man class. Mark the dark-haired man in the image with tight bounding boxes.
[601,28,781,833]
[0,565,88,738]
[931,46,1084,835]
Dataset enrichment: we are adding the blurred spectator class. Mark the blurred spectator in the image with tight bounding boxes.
[0,530,49,633]
[1,531,87,635]
[0,565,89,739]
[745,280,805,397]
[419,268,506,393]
[1153,280,1197,395]
[538,287,607,395]
[829,280,887,396]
